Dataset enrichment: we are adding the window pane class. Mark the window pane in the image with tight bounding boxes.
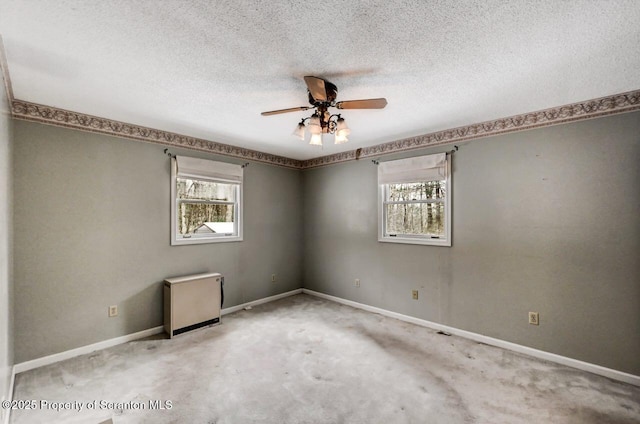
[177,178,236,202]
[386,202,445,236]
[177,203,235,235]
[387,181,446,201]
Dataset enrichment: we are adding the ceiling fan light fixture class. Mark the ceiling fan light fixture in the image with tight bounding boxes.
[336,116,350,137]
[334,133,349,144]
[309,133,323,146]
[292,121,306,140]
[308,114,322,135]
[333,116,350,144]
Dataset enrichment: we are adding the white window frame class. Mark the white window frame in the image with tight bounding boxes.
[171,156,243,245]
[378,153,452,247]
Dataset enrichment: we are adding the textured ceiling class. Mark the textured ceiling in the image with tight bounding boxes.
[1,0,639,160]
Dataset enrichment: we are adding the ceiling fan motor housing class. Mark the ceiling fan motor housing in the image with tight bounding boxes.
[308,79,338,105]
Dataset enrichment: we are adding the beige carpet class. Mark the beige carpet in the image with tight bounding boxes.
[10,294,640,423]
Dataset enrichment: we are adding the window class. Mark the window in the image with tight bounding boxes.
[171,156,243,245]
[378,153,451,246]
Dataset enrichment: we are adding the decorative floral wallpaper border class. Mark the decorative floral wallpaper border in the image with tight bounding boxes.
[11,100,304,169]
[11,90,640,170]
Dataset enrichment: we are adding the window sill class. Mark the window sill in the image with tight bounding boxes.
[378,236,451,247]
[171,236,243,246]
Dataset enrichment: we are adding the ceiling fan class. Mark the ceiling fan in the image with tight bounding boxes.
[261,76,387,146]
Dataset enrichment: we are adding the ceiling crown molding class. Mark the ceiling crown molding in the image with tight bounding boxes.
[11,100,305,169]
[300,89,640,169]
[10,90,640,170]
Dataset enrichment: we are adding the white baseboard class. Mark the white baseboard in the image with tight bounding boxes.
[13,288,303,375]
[14,326,164,375]
[221,288,303,315]
[302,289,640,387]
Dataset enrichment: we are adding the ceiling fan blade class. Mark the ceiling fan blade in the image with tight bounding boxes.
[336,98,388,109]
[304,76,327,102]
[261,106,312,116]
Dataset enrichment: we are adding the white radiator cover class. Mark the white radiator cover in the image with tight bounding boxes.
[164,272,222,338]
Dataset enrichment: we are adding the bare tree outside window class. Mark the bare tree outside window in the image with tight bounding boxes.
[384,181,446,237]
[177,178,236,235]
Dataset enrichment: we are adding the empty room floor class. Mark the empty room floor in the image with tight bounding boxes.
[10,294,640,423]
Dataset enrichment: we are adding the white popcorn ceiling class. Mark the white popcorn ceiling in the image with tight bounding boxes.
[1,0,639,160]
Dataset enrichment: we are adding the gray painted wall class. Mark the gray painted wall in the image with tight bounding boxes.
[0,67,13,408]
[13,121,303,363]
[10,110,640,376]
[303,111,640,375]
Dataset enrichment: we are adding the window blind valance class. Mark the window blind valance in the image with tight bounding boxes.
[176,156,243,183]
[378,153,446,184]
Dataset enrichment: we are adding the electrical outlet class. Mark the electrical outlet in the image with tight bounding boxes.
[271,274,276,282]
[354,278,360,287]
[529,312,539,325]
[412,290,419,300]
[109,305,118,317]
